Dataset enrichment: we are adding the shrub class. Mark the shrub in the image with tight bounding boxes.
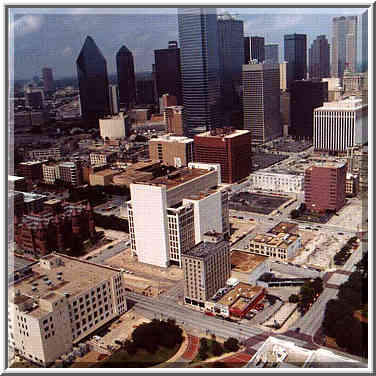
[224,338,239,353]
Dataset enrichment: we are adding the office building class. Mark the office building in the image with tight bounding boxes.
[8,253,126,366]
[99,112,129,140]
[243,63,282,145]
[280,61,289,91]
[28,147,61,161]
[182,231,230,308]
[108,85,119,115]
[362,11,368,72]
[313,97,368,153]
[250,36,265,63]
[217,13,244,121]
[25,89,44,109]
[194,128,252,183]
[280,91,290,131]
[244,36,250,64]
[304,160,347,213]
[116,45,136,110]
[159,94,177,115]
[331,16,358,77]
[89,169,122,186]
[12,191,48,216]
[127,163,227,268]
[250,170,304,194]
[321,77,343,101]
[164,106,184,136]
[290,80,328,139]
[149,134,194,167]
[90,150,117,166]
[76,36,110,121]
[58,162,82,187]
[309,35,330,80]
[265,44,279,64]
[136,79,155,105]
[43,163,60,185]
[42,67,55,93]
[178,8,222,136]
[284,34,307,86]
[343,71,365,95]
[18,161,46,181]
[154,41,182,105]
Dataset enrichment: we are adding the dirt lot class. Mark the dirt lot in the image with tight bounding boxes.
[229,218,256,243]
[230,250,266,273]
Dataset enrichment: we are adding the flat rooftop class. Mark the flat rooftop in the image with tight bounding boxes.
[19,160,46,166]
[14,191,47,203]
[318,96,366,111]
[251,232,299,249]
[8,176,25,182]
[149,134,193,144]
[230,251,267,273]
[217,282,263,307]
[182,239,227,259]
[196,128,250,139]
[307,160,347,169]
[269,222,298,235]
[183,186,222,201]
[10,254,120,318]
[91,168,122,176]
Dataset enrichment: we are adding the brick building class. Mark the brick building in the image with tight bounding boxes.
[18,161,47,181]
[164,106,184,136]
[304,161,347,213]
[14,202,96,258]
[194,128,252,184]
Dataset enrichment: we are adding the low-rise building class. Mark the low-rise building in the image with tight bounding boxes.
[90,151,117,167]
[345,172,359,197]
[89,168,123,186]
[99,112,129,140]
[43,162,60,184]
[164,106,184,136]
[28,147,62,161]
[59,162,82,187]
[8,176,27,192]
[250,169,304,193]
[8,253,126,366]
[13,191,48,215]
[18,161,47,181]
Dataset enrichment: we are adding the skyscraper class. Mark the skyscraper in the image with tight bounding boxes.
[309,35,330,80]
[178,8,222,137]
[116,45,136,110]
[244,36,250,64]
[331,16,358,77]
[250,36,265,63]
[265,44,279,63]
[154,41,182,105]
[76,36,110,121]
[243,63,282,144]
[284,34,307,87]
[362,11,368,72]
[108,84,119,115]
[41,67,55,93]
[217,13,244,124]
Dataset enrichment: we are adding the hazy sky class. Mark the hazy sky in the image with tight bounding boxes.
[9,7,367,80]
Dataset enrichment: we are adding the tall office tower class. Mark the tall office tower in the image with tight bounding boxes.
[244,36,250,64]
[182,232,230,308]
[42,67,55,93]
[290,80,328,139]
[331,16,358,77]
[154,41,183,105]
[280,61,289,91]
[217,13,244,124]
[314,97,368,153]
[250,36,265,63]
[362,11,368,72]
[136,79,155,105]
[243,63,282,145]
[108,85,119,115]
[265,44,279,63]
[309,35,330,80]
[76,36,110,121]
[194,128,252,184]
[178,8,222,137]
[284,34,307,87]
[116,45,136,110]
[304,161,347,213]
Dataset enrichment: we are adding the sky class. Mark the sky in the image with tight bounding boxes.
[9,7,367,80]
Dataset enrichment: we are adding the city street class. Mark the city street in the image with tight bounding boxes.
[87,240,129,264]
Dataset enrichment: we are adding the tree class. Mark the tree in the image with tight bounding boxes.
[322,299,353,337]
[290,209,299,219]
[311,277,324,296]
[199,338,209,353]
[289,294,300,303]
[212,341,224,357]
[224,338,239,353]
[335,316,357,350]
[124,340,138,355]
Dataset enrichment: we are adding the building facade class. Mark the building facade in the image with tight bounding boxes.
[18,161,46,181]
[265,44,279,64]
[42,67,55,93]
[309,35,330,80]
[243,63,282,144]
[284,34,307,87]
[90,151,117,166]
[28,147,61,161]
[116,45,136,110]
[165,106,184,136]
[250,170,304,193]
[243,36,250,64]
[250,36,265,62]
[99,113,129,140]
[108,84,120,115]
[279,61,289,91]
[178,8,222,136]
[59,162,82,187]
[43,163,60,184]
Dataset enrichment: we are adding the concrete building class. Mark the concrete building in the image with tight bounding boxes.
[182,232,230,309]
[58,162,82,187]
[304,160,347,213]
[313,97,368,153]
[8,253,126,366]
[43,163,60,184]
[18,161,46,181]
[343,71,365,95]
[321,77,343,101]
[90,151,117,166]
[127,163,228,268]
[265,44,279,64]
[194,128,252,183]
[99,113,129,140]
[243,63,282,145]
[28,147,62,161]
[165,106,184,136]
[279,61,289,91]
[248,232,302,260]
[250,170,304,193]
[8,176,27,192]
[108,84,120,115]
[346,172,359,197]
[280,91,291,130]
[149,134,194,167]
[89,169,122,186]
[159,94,177,114]
[12,191,47,216]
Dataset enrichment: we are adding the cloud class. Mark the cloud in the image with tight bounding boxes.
[244,14,303,34]
[61,46,73,57]
[11,15,43,36]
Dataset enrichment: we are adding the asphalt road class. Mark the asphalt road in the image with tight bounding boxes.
[88,241,129,264]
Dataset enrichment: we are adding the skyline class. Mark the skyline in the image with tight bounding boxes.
[10,7,367,80]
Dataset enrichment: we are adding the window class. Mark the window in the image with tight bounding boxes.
[79,297,83,303]
[85,294,89,300]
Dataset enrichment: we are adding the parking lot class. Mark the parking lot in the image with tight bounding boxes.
[251,153,288,172]
[229,217,257,244]
[328,198,367,231]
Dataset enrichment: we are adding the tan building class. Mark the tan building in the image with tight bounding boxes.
[164,106,184,136]
[99,112,129,140]
[345,172,359,197]
[43,162,60,184]
[248,232,302,260]
[89,168,123,186]
[181,232,230,309]
[90,151,117,167]
[280,61,288,91]
[149,134,194,167]
[8,253,126,366]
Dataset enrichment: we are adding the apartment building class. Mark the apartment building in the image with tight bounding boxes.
[59,162,82,187]
[8,253,126,366]
[90,151,117,166]
[182,232,230,309]
[43,163,60,184]
[18,161,47,181]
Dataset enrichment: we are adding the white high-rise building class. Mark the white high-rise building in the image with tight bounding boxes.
[99,112,129,140]
[313,96,368,152]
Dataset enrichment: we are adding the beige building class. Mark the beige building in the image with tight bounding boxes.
[8,254,126,366]
[42,162,60,184]
[90,151,117,167]
[89,169,122,186]
[164,106,184,136]
[29,147,62,161]
[321,77,343,101]
[182,232,230,309]
[99,112,129,140]
[280,61,288,91]
[149,134,194,167]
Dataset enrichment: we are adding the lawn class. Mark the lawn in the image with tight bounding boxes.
[100,344,180,368]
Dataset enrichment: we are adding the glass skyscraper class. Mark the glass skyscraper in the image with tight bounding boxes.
[178,8,222,137]
[265,44,279,64]
[116,45,136,110]
[284,34,307,87]
[76,36,110,121]
[309,35,330,80]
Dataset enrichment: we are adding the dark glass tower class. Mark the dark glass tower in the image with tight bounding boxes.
[284,34,307,87]
[76,36,110,121]
[116,45,136,110]
[154,41,182,105]
[178,8,222,137]
[265,44,279,64]
[250,36,265,63]
[244,36,250,64]
[309,35,330,80]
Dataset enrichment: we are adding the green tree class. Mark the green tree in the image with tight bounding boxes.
[212,341,224,357]
[289,294,300,303]
[224,338,239,353]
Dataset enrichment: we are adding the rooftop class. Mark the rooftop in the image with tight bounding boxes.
[196,128,250,139]
[19,160,46,166]
[269,222,298,235]
[90,168,122,177]
[14,190,47,203]
[306,160,347,170]
[216,282,263,307]
[182,239,227,260]
[8,176,25,182]
[251,232,299,249]
[59,162,76,168]
[149,134,193,144]
[230,251,267,273]
[317,96,366,111]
